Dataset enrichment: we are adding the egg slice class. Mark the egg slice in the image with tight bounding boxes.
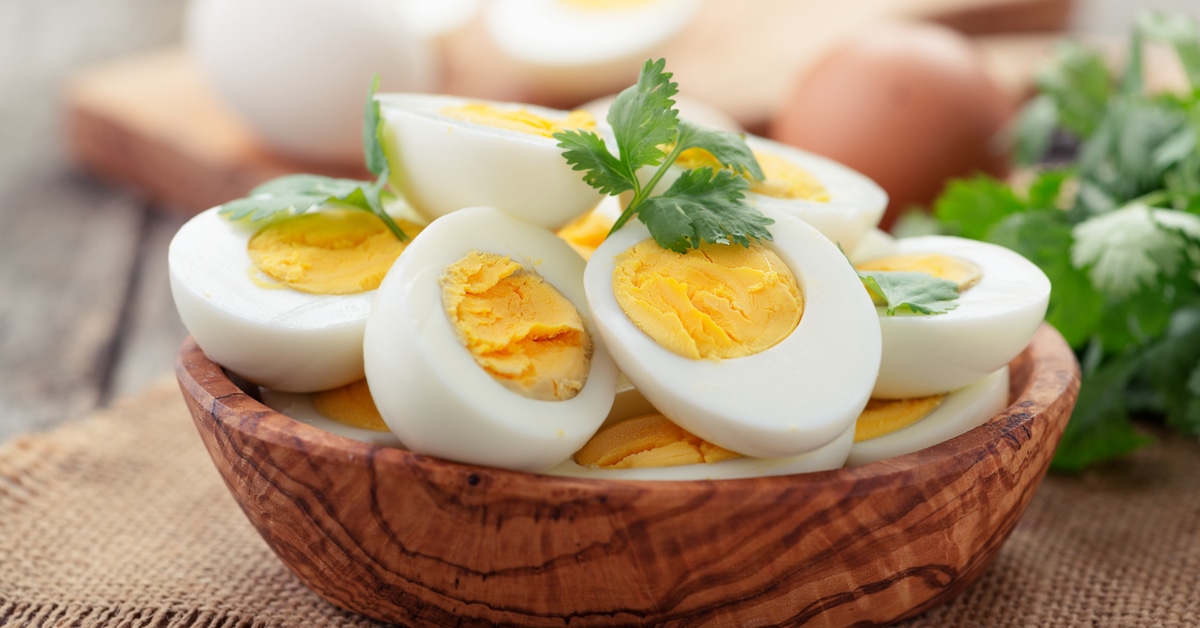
[363,206,618,472]
[656,134,888,253]
[856,236,1049,399]
[847,228,899,265]
[168,207,421,392]
[846,366,1009,466]
[545,415,855,480]
[584,205,881,459]
[483,0,701,101]
[377,93,604,229]
[259,380,403,448]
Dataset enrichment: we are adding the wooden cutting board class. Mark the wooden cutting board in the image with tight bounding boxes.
[66,0,1073,217]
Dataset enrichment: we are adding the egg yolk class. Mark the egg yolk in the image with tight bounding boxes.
[247,210,421,295]
[612,240,802,360]
[442,251,593,401]
[674,148,831,202]
[574,413,741,468]
[856,253,983,293]
[312,379,389,432]
[440,102,596,138]
[853,395,946,442]
[556,205,615,260]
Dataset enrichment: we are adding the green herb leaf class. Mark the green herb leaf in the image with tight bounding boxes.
[1137,11,1200,88]
[858,271,960,316]
[933,175,1028,240]
[1036,40,1113,139]
[1052,351,1153,473]
[1013,94,1060,165]
[1071,203,1200,298]
[555,58,772,251]
[363,74,387,177]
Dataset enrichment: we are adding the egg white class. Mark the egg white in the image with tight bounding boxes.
[847,228,899,265]
[376,93,604,229]
[483,0,701,100]
[258,387,404,448]
[363,206,619,472]
[866,236,1050,399]
[584,204,881,459]
[846,366,1010,466]
[168,207,391,392]
[544,422,854,481]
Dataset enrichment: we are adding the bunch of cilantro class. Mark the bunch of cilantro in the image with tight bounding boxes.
[929,12,1200,471]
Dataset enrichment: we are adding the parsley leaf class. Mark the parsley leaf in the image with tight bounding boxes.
[216,75,408,241]
[1052,351,1153,472]
[934,176,1027,240]
[858,271,960,316]
[554,58,772,251]
[1070,203,1200,298]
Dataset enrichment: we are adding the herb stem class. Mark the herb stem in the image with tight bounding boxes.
[606,140,688,238]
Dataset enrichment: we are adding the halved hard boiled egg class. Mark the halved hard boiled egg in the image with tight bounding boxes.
[168,207,421,392]
[483,0,701,101]
[857,236,1049,399]
[545,414,855,480]
[584,204,881,459]
[259,379,403,447]
[363,206,619,472]
[847,366,1010,466]
[377,93,605,229]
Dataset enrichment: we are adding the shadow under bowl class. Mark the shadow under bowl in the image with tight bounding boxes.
[176,323,1079,627]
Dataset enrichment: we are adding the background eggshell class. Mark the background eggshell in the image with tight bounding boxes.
[769,21,1012,230]
[868,236,1049,399]
[363,206,618,473]
[378,93,603,229]
[584,205,881,459]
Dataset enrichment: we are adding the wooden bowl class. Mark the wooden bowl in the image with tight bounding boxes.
[176,323,1079,626]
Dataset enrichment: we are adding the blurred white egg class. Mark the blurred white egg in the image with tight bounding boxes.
[363,206,619,472]
[846,366,1009,466]
[185,0,437,163]
[584,205,881,459]
[259,386,404,447]
[545,421,854,480]
[858,236,1050,399]
[168,206,418,392]
[377,93,604,228]
[483,0,701,101]
[394,0,480,39]
[847,228,899,265]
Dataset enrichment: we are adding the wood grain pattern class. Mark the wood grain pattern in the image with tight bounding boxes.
[176,324,1079,626]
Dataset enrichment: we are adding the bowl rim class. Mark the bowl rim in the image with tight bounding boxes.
[175,323,1080,501]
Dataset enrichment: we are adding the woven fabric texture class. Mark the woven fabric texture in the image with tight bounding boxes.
[1,380,1197,627]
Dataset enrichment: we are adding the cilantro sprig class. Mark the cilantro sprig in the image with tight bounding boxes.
[554,58,772,253]
[217,75,409,241]
[929,10,1200,471]
[859,271,961,316]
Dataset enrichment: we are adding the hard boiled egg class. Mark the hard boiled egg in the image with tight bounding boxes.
[545,415,855,480]
[168,206,420,392]
[857,236,1049,399]
[483,0,701,102]
[847,366,1009,466]
[363,206,619,472]
[584,205,881,459]
[377,93,604,229]
[259,380,403,448]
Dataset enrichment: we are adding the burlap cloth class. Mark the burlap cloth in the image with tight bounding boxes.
[1,380,1197,628]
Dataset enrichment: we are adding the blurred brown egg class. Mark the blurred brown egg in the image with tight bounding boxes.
[770,21,1012,230]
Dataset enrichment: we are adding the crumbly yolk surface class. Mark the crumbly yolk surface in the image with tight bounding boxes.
[854,395,946,442]
[856,253,983,294]
[556,205,615,260]
[312,379,389,432]
[440,102,596,138]
[247,210,421,295]
[441,251,593,401]
[674,148,831,202]
[574,413,741,468]
[612,240,802,360]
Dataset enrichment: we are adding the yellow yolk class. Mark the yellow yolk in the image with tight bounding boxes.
[247,210,421,295]
[612,240,802,360]
[674,148,831,201]
[440,102,596,138]
[574,413,741,468]
[441,251,593,401]
[312,379,389,432]
[556,205,616,260]
[856,254,983,293]
[853,395,946,442]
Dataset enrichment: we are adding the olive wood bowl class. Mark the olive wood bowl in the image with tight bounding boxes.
[176,323,1079,627]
